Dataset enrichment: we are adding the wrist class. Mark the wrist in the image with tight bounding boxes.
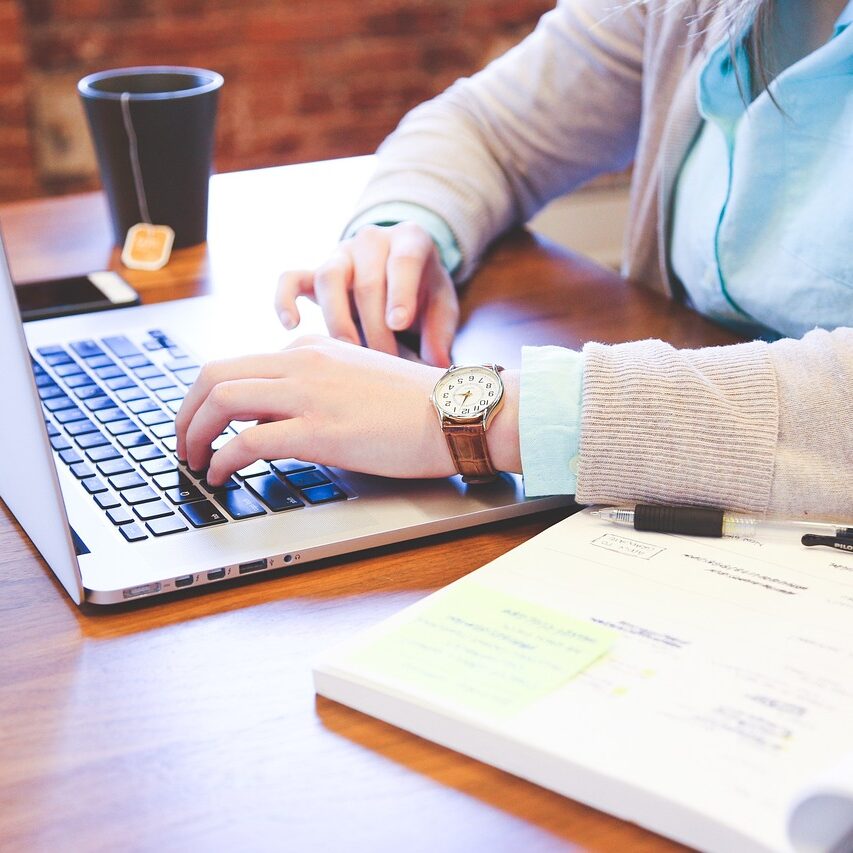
[486,368,521,474]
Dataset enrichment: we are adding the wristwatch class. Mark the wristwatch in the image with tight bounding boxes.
[431,364,505,484]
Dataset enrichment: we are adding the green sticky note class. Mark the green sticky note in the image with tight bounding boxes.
[351,582,615,717]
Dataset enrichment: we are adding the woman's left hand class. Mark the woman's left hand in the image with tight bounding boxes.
[175,335,457,486]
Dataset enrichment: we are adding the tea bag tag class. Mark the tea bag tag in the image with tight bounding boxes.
[121,223,174,271]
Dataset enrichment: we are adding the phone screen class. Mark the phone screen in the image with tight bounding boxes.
[14,272,139,322]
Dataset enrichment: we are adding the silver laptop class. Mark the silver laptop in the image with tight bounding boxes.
[0,233,573,605]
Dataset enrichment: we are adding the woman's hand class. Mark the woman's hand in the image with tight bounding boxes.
[275,222,459,367]
[175,336,521,487]
[176,336,446,485]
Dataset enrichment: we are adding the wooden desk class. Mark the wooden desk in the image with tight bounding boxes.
[0,159,739,851]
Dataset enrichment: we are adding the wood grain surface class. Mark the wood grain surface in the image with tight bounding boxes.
[0,159,740,852]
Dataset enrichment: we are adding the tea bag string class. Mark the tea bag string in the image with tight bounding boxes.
[120,92,151,225]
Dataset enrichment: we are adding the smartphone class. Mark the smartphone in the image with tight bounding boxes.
[14,271,141,322]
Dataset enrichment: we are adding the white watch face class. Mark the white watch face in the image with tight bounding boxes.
[434,366,502,419]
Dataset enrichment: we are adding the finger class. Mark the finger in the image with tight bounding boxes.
[419,259,459,367]
[349,230,397,354]
[184,378,299,473]
[207,420,309,485]
[313,249,360,344]
[175,352,291,460]
[385,224,434,331]
[275,270,314,329]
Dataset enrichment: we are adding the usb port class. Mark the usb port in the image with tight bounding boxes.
[238,558,268,575]
[207,568,226,581]
[174,575,193,588]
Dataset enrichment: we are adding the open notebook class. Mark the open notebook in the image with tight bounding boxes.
[314,509,853,853]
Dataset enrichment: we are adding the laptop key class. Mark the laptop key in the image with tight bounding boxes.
[151,422,176,439]
[94,365,124,380]
[70,340,104,359]
[97,457,134,477]
[69,462,95,480]
[270,458,315,476]
[64,373,95,389]
[165,484,204,505]
[134,500,174,521]
[200,476,239,493]
[105,419,139,437]
[144,375,175,391]
[35,372,55,387]
[133,364,163,380]
[124,354,152,369]
[107,506,134,525]
[82,394,113,411]
[179,500,228,528]
[116,386,148,402]
[75,432,110,450]
[172,366,201,385]
[45,419,59,436]
[156,387,184,403]
[106,376,136,391]
[127,396,159,413]
[162,436,178,452]
[65,419,98,437]
[102,335,141,359]
[86,444,122,463]
[82,477,107,494]
[43,353,74,367]
[121,485,159,505]
[146,515,188,537]
[95,491,121,510]
[58,448,82,465]
[141,457,177,475]
[36,344,66,357]
[129,444,164,462]
[109,472,147,491]
[94,407,126,424]
[38,384,65,400]
[247,474,304,512]
[236,460,270,479]
[285,469,329,490]
[139,409,171,426]
[78,386,108,403]
[118,432,152,449]
[54,406,86,424]
[301,483,347,504]
[215,488,266,520]
[43,395,75,412]
[85,354,114,369]
[70,462,95,480]
[119,522,148,542]
[152,471,192,490]
[53,362,84,378]
[50,435,72,452]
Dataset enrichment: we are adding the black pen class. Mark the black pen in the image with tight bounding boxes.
[591,504,843,539]
[801,533,853,553]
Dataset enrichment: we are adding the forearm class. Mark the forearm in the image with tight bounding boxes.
[574,328,853,521]
[349,0,645,281]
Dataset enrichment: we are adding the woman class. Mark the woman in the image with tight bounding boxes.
[176,0,852,520]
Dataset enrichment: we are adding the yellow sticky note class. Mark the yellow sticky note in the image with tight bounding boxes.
[351,582,615,717]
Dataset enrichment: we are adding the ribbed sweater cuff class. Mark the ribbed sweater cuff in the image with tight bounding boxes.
[576,338,779,512]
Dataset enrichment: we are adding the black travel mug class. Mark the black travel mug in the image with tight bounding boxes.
[78,66,224,249]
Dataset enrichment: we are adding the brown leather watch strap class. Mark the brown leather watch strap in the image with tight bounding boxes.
[443,422,498,484]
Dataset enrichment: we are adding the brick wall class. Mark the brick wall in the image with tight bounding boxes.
[2,0,553,202]
[0,0,39,200]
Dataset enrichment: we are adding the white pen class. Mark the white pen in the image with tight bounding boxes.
[590,504,845,539]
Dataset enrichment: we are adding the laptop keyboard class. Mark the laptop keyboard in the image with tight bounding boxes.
[32,329,349,543]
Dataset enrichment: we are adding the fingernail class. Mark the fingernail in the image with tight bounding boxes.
[279,310,294,329]
[387,306,408,329]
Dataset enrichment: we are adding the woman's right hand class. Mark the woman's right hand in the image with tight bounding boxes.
[274,221,459,367]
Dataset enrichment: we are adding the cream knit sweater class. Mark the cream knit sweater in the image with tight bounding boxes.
[347,0,852,520]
